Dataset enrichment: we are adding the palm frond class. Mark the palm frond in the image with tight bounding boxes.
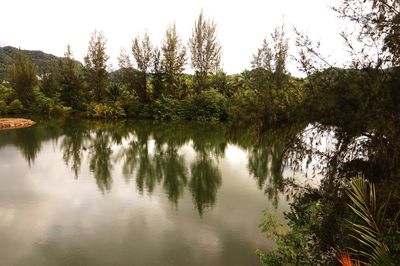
[346,177,391,266]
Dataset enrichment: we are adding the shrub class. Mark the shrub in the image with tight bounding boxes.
[153,95,186,120]
[188,89,227,121]
[87,102,126,119]
[7,99,25,114]
[227,89,262,121]
[0,85,14,102]
[33,86,57,114]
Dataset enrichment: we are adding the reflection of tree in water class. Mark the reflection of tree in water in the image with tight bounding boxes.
[0,118,309,215]
[228,123,306,207]
[160,146,188,205]
[0,120,63,166]
[88,130,113,193]
[61,119,89,177]
[248,141,285,207]
[14,128,42,166]
[189,154,222,216]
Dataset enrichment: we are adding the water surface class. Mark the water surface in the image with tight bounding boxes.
[0,119,295,266]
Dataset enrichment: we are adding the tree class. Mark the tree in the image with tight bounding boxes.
[58,45,85,110]
[251,38,273,71]
[189,11,222,91]
[7,50,38,106]
[84,31,109,102]
[151,47,164,99]
[131,32,154,102]
[251,24,289,90]
[334,0,400,68]
[161,24,186,94]
[132,32,154,73]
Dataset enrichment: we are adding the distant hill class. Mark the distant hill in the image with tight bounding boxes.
[0,46,83,81]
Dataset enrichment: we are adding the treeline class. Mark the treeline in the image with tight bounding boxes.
[0,12,302,124]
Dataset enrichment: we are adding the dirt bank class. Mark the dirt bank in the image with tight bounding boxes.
[0,118,36,130]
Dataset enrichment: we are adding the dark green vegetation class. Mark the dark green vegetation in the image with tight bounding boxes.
[0,0,399,265]
[255,0,400,265]
[0,12,297,122]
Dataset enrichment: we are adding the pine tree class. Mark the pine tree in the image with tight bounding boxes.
[58,45,85,110]
[251,24,288,90]
[189,11,222,91]
[131,32,154,102]
[161,24,186,94]
[7,50,38,106]
[84,31,109,102]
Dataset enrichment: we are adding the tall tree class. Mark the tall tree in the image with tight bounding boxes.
[58,45,85,110]
[189,11,222,91]
[7,50,38,106]
[161,24,186,94]
[151,47,164,98]
[251,24,288,90]
[131,32,154,102]
[84,31,109,102]
[251,38,273,71]
[132,32,154,73]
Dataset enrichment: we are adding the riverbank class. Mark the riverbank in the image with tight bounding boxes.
[0,118,36,130]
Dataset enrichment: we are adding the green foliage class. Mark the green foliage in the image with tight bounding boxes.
[188,88,227,121]
[59,45,86,110]
[0,84,14,102]
[256,201,339,266]
[7,50,38,106]
[7,99,25,114]
[32,86,64,115]
[0,46,77,81]
[161,24,187,91]
[0,100,7,114]
[153,95,186,120]
[84,31,109,102]
[40,72,60,98]
[87,102,126,119]
[227,89,262,121]
[189,11,222,92]
[346,177,399,265]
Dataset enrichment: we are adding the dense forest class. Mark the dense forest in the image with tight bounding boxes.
[0,0,399,265]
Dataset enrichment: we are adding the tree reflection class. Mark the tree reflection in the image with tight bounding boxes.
[248,140,285,207]
[160,146,188,205]
[0,118,309,215]
[61,119,89,177]
[189,154,222,216]
[88,130,113,193]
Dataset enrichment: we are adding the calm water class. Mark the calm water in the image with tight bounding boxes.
[0,119,296,266]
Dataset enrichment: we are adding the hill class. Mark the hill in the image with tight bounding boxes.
[0,46,82,81]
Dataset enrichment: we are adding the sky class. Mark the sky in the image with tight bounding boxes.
[0,0,349,75]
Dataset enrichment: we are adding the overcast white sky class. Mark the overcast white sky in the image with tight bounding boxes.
[0,0,349,75]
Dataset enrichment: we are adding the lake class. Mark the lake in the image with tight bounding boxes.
[0,118,300,266]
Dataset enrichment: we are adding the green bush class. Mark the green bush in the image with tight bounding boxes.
[33,86,58,114]
[188,89,227,121]
[0,100,7,114]
[0,85,14,102]
[153,95,186,120]
[227,89,262,121]
[7,99,25,114]
[87,102,126,119]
